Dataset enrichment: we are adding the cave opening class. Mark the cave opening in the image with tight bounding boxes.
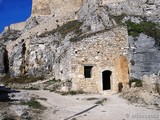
[3,49,9,74]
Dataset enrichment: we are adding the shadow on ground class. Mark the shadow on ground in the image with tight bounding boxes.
[65,105,99,120]
[0,86,19,102]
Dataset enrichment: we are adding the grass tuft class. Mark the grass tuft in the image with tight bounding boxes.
[129,78,143,87]
[22,98,46,110]
[44,79,61,84]
[109,13,126,24]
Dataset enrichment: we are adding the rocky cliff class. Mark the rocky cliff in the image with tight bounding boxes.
[0,0,160,81]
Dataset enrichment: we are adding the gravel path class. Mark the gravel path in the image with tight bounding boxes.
[28,90,160,120]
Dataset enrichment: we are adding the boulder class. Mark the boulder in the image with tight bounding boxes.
[143,74,160,93]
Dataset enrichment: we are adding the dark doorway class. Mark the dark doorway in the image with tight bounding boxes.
[102,70,112,90]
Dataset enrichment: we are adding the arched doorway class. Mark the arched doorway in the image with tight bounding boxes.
[102,70,112,90]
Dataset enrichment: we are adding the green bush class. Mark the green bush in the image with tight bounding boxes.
[57,20,83,37]
[22,98,46,110]
[110,14,160,43]
[129,79,143,87]
[126,20,160,41]
[126,20,143,37]
[39,20,83,37]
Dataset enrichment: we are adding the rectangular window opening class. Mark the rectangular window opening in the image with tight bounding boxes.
[84,66,93,78]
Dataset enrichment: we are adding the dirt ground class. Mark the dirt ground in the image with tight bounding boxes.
[28,90,160,120]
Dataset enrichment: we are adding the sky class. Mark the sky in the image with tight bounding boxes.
[0,0,32,33]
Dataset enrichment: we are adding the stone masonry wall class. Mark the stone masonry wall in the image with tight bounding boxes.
[32,0,84,21]
[70,26,129,93]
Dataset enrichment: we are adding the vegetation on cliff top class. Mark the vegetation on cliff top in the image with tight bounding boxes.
[110,14,160,43]
[39,20,83,38]
[126,20,160,46]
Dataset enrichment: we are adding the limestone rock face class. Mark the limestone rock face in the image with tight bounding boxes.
[0,29,21,76]
[0,52,9,76]
[129,34,160,79]
[106,0,160,23]
[78,0,115,32]
[8,34,59,77]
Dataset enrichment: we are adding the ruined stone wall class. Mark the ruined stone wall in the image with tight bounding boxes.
[32,0,51,15]
[32,0,84,22]
[70,26,129,93]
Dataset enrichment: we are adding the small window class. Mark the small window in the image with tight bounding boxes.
[84,66,93,78]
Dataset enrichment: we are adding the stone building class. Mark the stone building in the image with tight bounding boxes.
[55,26,129,93]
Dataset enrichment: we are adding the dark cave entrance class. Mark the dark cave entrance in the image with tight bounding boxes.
[22,43,26,55]
[3,49,9,74]
[21,43,27,75]
[102,70,112,90]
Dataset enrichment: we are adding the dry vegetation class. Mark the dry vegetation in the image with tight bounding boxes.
[0,75,44,85]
